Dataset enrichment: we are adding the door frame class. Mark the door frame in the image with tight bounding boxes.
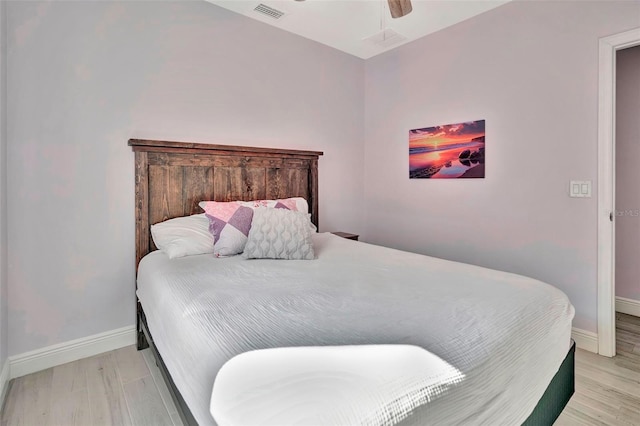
[598,28,640,357]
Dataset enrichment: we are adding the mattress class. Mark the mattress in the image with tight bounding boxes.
[136,232,575,425]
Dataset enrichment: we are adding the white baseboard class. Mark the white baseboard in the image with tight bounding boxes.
[9,325,136,379]
[616,296,640,317]
[572,327,598,353]
[0,358,9,409]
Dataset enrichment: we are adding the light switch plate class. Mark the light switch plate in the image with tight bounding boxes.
[570,180,591,198]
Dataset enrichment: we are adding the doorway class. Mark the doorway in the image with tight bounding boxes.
[614,44,640,359]
[598,28,640,357]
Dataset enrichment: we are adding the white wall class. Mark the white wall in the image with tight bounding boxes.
[7,0,639,357]
[6,1,364,355]
[363,0,640,332]
[616,45,640,303]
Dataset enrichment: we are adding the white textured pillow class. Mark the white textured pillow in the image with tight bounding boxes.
[150,214,214,259]
[243,207,315,260]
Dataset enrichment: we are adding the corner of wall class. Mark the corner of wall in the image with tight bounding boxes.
[0,358,9,410]
[0,0,8,378]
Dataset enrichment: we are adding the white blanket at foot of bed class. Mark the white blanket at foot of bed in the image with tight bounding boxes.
[210,344,465,426]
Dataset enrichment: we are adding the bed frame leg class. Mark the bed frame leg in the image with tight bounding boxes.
[136,301,149,350]
[137,326,148,350]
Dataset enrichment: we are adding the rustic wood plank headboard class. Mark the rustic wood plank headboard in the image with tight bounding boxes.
[129,139,323,267]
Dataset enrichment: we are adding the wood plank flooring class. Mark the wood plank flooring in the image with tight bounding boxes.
[0,345,182,426]
[555,312,640,426]
[1,314,639,425]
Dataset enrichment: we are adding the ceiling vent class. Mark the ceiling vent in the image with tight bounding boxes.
[253,4,286,19]
[363,29,407,48]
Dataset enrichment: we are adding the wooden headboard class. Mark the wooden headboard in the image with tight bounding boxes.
[129,139,323,266]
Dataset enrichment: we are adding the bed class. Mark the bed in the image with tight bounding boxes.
[129,139,575,426]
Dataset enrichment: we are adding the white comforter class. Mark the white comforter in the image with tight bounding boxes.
[136,233,574,426]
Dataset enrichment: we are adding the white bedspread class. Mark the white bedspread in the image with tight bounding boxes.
[211,344,467,425]
[136,233,574,426]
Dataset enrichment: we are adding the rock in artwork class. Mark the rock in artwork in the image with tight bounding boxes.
[409,120,485,179]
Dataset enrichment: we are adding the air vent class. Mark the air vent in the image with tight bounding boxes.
[363,29,407,48]
[254,4,286,19]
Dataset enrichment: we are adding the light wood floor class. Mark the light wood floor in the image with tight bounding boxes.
[1,314,639,426]
[555,312,640,426]
[0,345,183,426]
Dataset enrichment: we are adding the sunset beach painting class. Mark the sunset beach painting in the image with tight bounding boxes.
[409,120,485,179]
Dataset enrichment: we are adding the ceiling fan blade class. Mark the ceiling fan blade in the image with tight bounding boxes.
[388,0,413,19]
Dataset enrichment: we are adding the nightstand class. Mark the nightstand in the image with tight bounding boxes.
[331,232,359,241]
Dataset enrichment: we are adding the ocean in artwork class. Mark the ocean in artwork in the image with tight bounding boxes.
[409,120,485,179]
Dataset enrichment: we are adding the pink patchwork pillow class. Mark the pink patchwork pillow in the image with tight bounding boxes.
[199,197,308,257]
[238,198,303,211]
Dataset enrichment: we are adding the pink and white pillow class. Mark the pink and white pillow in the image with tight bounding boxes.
[238,198,305,211]
[199,197,308,257]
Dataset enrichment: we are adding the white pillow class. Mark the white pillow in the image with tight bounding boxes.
[243,207,315,260]
[150,214,214,259]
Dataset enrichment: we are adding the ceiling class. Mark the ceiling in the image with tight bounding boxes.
[206,0,512,59]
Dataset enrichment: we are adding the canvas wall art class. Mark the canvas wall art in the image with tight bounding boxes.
[409,120,485,179]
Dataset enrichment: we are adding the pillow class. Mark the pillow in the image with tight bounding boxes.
[150,214,214,259]
[198,201,254,257]
[198,197,308,257]
[238,197,309,214]
[243,207,315,260]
